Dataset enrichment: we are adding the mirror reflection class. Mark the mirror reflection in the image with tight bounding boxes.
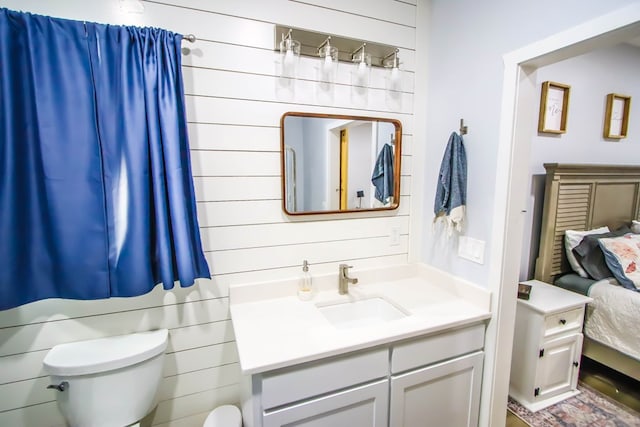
[281,112,401,215]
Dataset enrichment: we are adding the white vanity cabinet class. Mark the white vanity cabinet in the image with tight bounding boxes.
[242,323,485,427]
[389,324,485,427]
[509,280,592,412]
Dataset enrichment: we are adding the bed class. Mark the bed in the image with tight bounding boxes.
[534,163,640,382]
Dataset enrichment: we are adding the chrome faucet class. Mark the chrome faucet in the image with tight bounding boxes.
[338,264,358,294]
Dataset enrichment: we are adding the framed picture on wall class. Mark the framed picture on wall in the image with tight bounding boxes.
[603,93,631,139]
[538,81,571,134]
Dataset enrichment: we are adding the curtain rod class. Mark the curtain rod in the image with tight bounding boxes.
[182,34,196,43]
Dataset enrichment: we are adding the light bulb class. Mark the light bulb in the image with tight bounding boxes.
[354,59,369,87]
[284,48,294,67]
[321,49,335,82]
[324,53,333,67]
[279,31,300,79]
[388,65,400,92]
[318,37,337,82]
[391,66,399,82]
[357,60,366,75]
[383,49,401,90]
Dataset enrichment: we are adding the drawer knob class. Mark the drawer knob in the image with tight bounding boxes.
[573,361,579,367]
[559,319,567,325]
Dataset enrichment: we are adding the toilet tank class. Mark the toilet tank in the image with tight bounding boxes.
[43,329,168,427]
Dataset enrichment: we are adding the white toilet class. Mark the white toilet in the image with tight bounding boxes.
[43,328,242,427]
[43,329,169,427]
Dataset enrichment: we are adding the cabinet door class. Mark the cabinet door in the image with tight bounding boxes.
[535,333,582,401]
[390,351,483,427]
[262,379,388,427]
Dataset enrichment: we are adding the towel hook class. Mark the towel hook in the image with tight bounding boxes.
[459,118,468,135]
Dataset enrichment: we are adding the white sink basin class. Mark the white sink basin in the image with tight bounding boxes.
[316,297,407,329]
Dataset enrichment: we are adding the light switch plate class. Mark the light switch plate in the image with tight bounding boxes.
[458,235,485,264]
[390,226,400,246]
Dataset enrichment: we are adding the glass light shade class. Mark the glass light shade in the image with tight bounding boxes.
[389,66,401,91]
[319,44,338,62]
[353,52,371,87]
[279,37,300,78]
[383,50,401,91]
[390,66,400,81]
[318,45,338,82]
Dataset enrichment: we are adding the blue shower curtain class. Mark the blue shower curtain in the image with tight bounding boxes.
[0,9,210,310]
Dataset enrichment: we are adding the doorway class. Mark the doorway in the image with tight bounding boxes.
[486,6,640,426]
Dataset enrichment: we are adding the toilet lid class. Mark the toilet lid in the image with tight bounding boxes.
[43,329,168,376]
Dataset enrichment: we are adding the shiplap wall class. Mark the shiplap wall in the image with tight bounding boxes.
[0,1,417,426]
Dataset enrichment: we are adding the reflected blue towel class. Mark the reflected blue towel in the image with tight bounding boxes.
[434,132,467,233]
[371,143,394,203]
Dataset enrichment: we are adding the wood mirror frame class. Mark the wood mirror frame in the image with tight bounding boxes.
[281,112,402,215]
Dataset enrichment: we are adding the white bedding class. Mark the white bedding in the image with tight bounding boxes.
[584,278,640,361]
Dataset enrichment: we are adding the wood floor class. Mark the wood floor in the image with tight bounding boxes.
[506,356,640,426]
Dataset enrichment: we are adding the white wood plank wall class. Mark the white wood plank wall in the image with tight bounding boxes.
[0,0,417,425]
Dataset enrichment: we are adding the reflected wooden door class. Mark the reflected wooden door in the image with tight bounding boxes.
[340,129,348,210]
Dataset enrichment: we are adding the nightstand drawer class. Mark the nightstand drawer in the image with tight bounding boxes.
[543,307,583,337]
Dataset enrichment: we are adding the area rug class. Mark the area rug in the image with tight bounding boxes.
[507,382,640,426]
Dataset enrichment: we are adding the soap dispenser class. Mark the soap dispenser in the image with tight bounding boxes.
[298,260,313,301]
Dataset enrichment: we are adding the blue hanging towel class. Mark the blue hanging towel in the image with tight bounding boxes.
[433,132,467,234]
[371,143,394,204]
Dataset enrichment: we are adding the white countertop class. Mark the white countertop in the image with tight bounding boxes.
[518,280,593,314]
[230,264,492,375]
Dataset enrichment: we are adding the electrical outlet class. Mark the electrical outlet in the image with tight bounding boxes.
[390,226,400,246]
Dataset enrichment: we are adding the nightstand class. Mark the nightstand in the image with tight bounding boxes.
[509,280,593,412]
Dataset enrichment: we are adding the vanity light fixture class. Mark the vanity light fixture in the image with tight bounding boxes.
[273,25,400,88]
[352,43,371,87]
[318,36,338,82]
[279,29,301,78]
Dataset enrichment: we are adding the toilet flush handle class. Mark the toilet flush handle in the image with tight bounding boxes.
[47,381,68,392]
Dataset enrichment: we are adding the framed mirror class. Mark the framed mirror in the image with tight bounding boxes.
[281,112,402,215]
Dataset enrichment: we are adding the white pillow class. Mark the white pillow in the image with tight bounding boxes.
[564,226,610,278]
[631,220,640,234]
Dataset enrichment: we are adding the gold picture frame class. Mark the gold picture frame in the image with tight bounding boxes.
[538,81,571,134]
[603,93,631,139]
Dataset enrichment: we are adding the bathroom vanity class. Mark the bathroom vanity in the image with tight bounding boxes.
[230,264,491,427]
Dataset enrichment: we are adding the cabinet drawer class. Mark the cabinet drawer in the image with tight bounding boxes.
[263,379,388,427]
[391,323,485,374]
[261,348,388,409]
[544,307,583,337]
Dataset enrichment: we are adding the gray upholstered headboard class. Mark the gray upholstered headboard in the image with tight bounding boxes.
[534,163,640,283]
